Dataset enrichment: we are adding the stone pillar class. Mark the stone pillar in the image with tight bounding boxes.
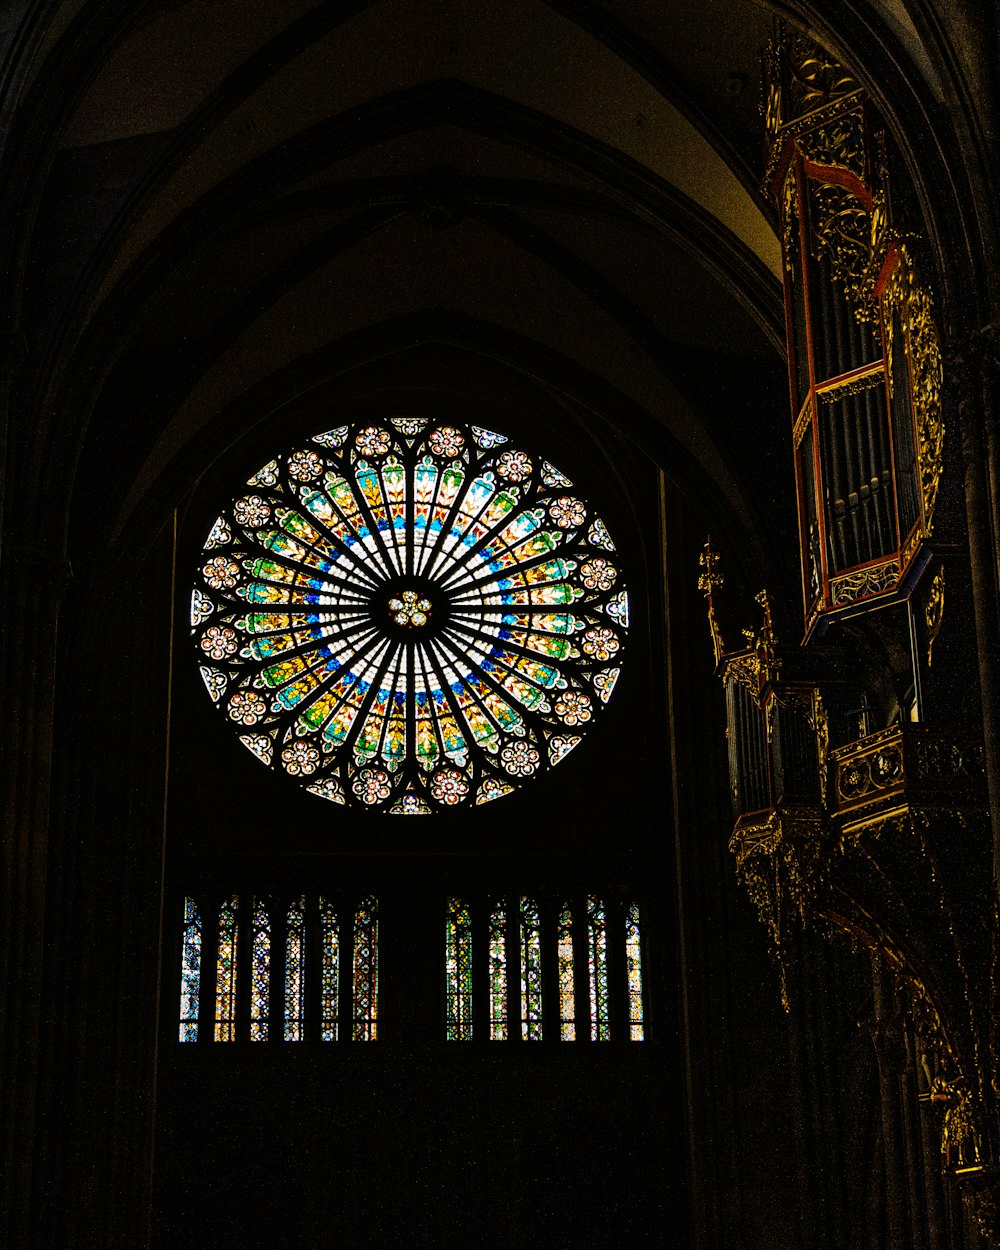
[951,327,1000,899]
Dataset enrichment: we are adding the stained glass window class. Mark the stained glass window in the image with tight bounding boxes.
[520,896,543,1041]
[214,894,239,1042]
[191,418,628,814]
[488,900,508,1041]
[178,896,202,1042]
[626,902,644,1041]
[587,896,610,1041]
[320,896,339,1042]
[284,896,306,1042]
[250,897,270,1041]
[445,898,473,1040]
[352,896,378,1041]
[558,903,576,1041]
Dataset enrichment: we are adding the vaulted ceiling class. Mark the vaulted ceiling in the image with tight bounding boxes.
[5,0,968,606]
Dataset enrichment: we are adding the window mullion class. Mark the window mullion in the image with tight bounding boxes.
[198,894,221,1046]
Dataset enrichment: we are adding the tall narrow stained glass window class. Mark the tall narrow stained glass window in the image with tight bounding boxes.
[520,897,543,1041]
[557,904,576,1041]
[250,897,270,1042]
[626,902,644,1042]
[190,417,629,816]
[587,897,610,1042]
[320,897,339,1042]
[284,896,306,1042]
[353,896,379,1041]
[445,898,473,1041]
[489,900,508,1041]
[214,894,239,1042]
[178,896,202,1042]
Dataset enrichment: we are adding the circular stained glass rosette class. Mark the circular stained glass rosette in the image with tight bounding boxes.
[191,418,628,813]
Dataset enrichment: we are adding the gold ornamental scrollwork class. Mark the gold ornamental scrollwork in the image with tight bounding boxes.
[882,244,944,531]
[926,566,945,666]
[796,109,866,177]
[782,168,799,274]
[787,34,859,116]
[817,367,884,403]
[810,181,870,299]
[829,559,898,605]
[810,690,830,807]
[698,539,725,666]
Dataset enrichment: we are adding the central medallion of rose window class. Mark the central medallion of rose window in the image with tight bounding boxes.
[389,589,432,628]
[191,417,629,814]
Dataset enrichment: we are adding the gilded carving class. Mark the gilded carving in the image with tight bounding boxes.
[782,168,798,274]
[810,181,870,298]
[882,245,944,531]
[829,560,898,605]
[810,690,829,807]
[796,110,866,177]
[698,540,725,666]
[817,367,884,403]
[926,565,945,667]
[786,35,858,115]
[837,742,904,804]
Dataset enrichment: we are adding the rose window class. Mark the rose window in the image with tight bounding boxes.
[191,417,629,813]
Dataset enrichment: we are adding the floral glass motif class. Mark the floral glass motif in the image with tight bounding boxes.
[191,417,628,813]
[588,897,610,1041]
[626,902,644,1041]
[489,901,508,1041]
[445,898,474,1041]
[320,897,339,1042]
[179,897,202,1042]
[250,897,270,1042]
[520,897,543,1041]
[558,904,576,1041]
[353,897,379,1041]
[284,896,306,1042]
[214,895,239,1042]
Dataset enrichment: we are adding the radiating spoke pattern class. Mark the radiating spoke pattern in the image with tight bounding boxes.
[192,418,628,813]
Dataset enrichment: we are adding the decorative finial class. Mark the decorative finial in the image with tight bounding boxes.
[699,537,726,666]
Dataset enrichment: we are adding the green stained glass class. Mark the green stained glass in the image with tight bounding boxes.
[558,904,575,1041]
[284,896,305,1042]
[192,418,628,814]
[352,896,378,1041]
[626,902,644,1041]
[520,897,543,1041]
[250,897,270,1042]
[214,895,239,1042]
[179,896,201,1043]
[320,897,339,1042]
[445,898,474,1040]
[489,901,508,1040]
[588,896,610,1041]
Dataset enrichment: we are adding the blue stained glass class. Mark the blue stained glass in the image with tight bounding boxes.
[179,896,201,1043]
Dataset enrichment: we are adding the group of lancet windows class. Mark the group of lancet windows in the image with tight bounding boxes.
[178,894,645,1042]
[445,897,645,1042]
[178,895,379,1043]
